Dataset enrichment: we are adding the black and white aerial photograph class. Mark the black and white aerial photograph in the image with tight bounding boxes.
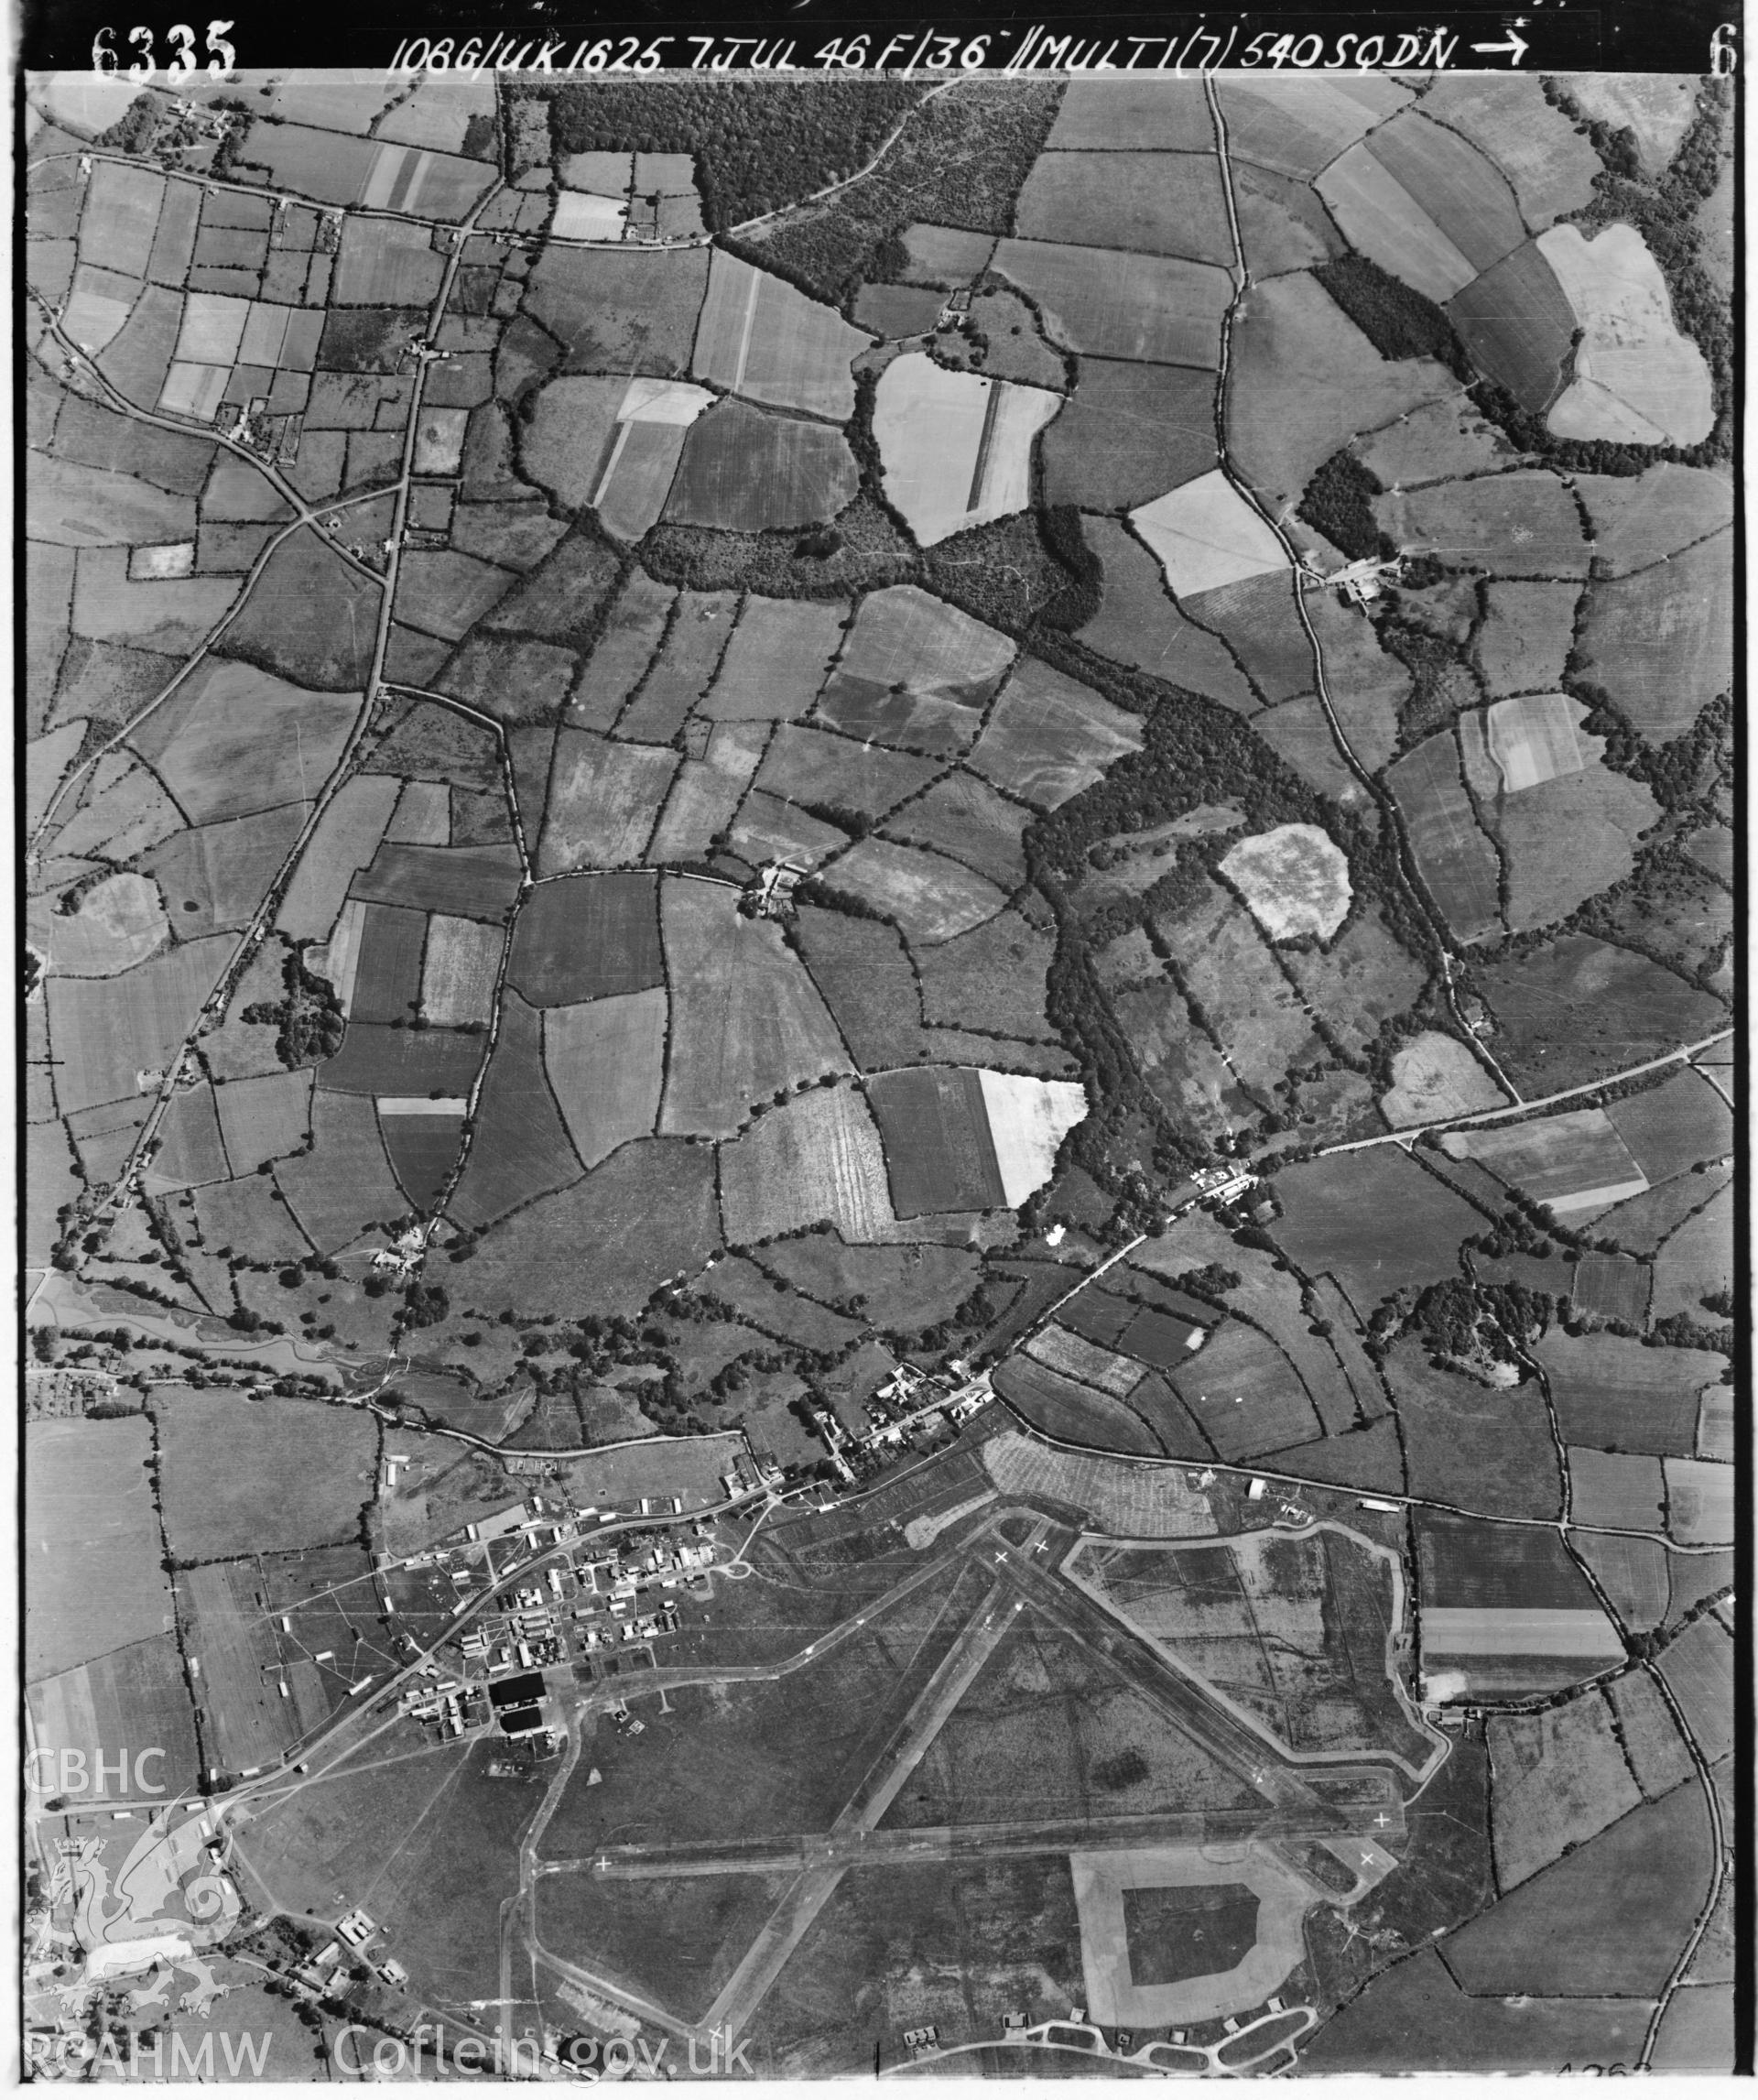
[16,0,1745,2079]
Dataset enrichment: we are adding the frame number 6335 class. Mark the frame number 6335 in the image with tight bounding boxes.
[92,21,237,78]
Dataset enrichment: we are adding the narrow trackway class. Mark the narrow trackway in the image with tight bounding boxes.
[1199,76,1520,1107]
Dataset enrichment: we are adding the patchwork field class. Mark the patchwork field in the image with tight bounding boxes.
[874,354,1059,547]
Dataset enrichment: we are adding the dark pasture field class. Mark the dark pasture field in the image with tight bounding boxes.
[1595,1164,1731,1257]
[153,1387,377,1560]
[866,1067,1005,1215]
[1476,937,1726,1094]
[1270,1149,1477,1307]
[212,528,381,691]
[991,1354,1161,1457]
[1039,356,1218,511]
[666,399,859,534]
[1170,1322,1323,1461]
[522,243,710,378]
[1014,148,1233,267]
[1386,732,1502,944]
[1387,1342,1562,1518]
[193,1170,317,1263]
[317,1021,484,1097]
[445,993,581,1229]
[365,695,504,791]
[756,724,943,822]
[1442,1781,1713,1997]
[1416,1513,1601,1612]
[570,571,673,728]
[1301,1948,1653,2073]
[792,909,925,1070]
[1655,1616,1733,1762]
[1576,1532,1669,1635]
[1364,110,1527,271]
[179,1560,299,1774]
[1576,535,1733,745]
[1075,516,1259,712]
[534,1870,788,2026]
[1605,1069,1733,1186]
[351,839,523,919]
[1534,1333,1711,1457]
[437,1138,718,1317]
[348,902,427,1025]
[1447,240,1575,411]
[382,1111,464,1210]
[1568,1252,1652,1328]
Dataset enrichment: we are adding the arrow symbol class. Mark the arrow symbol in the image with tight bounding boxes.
[1470,25,1529,62]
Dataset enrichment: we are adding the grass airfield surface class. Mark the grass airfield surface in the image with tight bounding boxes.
[225,1426,1433,2070]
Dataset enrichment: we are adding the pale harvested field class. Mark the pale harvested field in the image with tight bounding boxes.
[1422,1607,1624,1658]
[718,1082,898,1245]
[420,913,504,1025]
[1486,693,1585,791]
[25,1417,175,1681]
[1026,1322,1142,1399]
[543,987,667,1169]
[1132,469,1287,599]
[874,354,1058,548]
[1379,1030,1503,1128]
[1220,823,1350,941]
[979,1429,1217,1538]
[977,1069,1088,1206]
[33,872,167,976]
[1539,223,1713,447]
[1663,1461,1731,1545]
